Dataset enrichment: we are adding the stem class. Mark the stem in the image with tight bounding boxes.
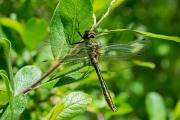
[0,73,14,119]
[90,13,97,31]
[7,53,14,90]
[92,0,117,30]
[20,43,81,94]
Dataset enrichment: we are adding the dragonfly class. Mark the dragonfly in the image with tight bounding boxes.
[59,30,151,112]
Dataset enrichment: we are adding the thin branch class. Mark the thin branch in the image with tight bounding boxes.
[20,43,81,94]
[92,0,116,30]
[90,13,97,31]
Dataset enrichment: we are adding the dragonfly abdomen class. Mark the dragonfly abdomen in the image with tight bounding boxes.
[93,63,117,112]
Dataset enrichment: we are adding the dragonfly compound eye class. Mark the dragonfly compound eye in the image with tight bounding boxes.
[87,31,96,39]
[83,30,96,39]
[88,34,95,38]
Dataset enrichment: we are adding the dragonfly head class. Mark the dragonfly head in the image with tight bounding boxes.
[83,30,96,40]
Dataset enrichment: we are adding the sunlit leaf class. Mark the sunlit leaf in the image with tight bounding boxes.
[0,39,14,91]
[14,65,42,95]
[110,0,124,11]
[0,94,27,120]
[116,103,133,115]
[50,0,93,59]
[0,90,9,106]
[0,70,12,105]
[92,0,111,12]
[0,38,11,57]
[50,3,67,59]
[146,92,167,120]
[46,92,92,120]
[0,17,23,36]
[173,100,180,120]
[134,61,156,69]
[0,70,13,119]
[0,39,13,111]
[59,0,93,44]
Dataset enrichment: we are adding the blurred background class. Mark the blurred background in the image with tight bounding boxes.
[0,0,180,119]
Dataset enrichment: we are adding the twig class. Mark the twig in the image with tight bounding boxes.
[91,0,117,30]
[90,13,97,31]
[20,43,81,94]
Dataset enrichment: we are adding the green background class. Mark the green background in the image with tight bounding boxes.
[0,0,180,119]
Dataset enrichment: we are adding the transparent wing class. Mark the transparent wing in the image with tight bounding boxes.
[39,39,151,71]
[100,39,151,71]
[64,44,89,63]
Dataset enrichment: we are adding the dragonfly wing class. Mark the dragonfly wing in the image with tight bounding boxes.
[64,44,90,64]
[100,39,151,71]
[100,55,144,71]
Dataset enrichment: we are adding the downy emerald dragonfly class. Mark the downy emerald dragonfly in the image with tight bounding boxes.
[60,30,151,112]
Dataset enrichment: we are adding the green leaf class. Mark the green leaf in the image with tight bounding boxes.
[173,100,180,120]
[93,0,111,12]
[0,94,27,120]
[0,70,12,105]
[109,0,124,11]
[0,17,23,36]
[46,92,92,120]
[134,61,156,69]
[50,3,67,59]
[116,103,133,115]
[59,0,93,44]
[22,18,48,50]
[0,44,13,115]
[36,62,93,89]
[0,38,14,89]
[0,90,9,106]
[104,29,180,42]
[146,92,167,120]
[0,70,13,118]
[50,0,93,59]
[95,0,124,28]
[0,38,10,60]
[14,65,42,95]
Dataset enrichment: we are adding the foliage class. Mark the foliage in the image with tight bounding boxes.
[0,0,180,119]
[46,92,92,120]
[146,92,167,120]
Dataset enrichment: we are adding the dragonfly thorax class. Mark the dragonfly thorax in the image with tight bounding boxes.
[87,43,102,64]
[82,30,101,64]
